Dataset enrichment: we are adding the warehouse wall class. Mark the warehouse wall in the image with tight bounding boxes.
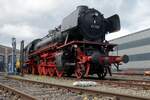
[0,45,19,72]
[110,28,150,70]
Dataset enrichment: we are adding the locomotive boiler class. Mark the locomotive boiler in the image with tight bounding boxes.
[23,6,129,79]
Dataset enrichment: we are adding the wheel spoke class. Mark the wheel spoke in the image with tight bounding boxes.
[32,66,35,74]
[48,68,55,77]
[38,65,42,75]
[42,67,48,75]
[75,63,85,79]
[56,68,64,78]
[56,71,64,78]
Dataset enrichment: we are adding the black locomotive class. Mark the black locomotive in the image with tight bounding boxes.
[23,6,128,79]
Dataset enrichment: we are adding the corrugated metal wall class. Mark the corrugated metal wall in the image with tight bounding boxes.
[0,45,19,72]
[110,28,150,70]
[0,55,4,71]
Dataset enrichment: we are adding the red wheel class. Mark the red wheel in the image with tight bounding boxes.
[32,65,36,74]
[26,67,30,74]
[75,63,85,79]
[47,68,55,77]
[42,67,48,75]
[27,66,32,74]
[38,65,42,75]
[23,68,27,74]
[56,69,64,78]
[85,63,90,77]
[32,67,35,74]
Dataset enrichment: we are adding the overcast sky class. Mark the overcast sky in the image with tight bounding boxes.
[0,0,150,48]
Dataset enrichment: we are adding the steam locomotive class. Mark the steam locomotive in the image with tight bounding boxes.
[23,6,129,79]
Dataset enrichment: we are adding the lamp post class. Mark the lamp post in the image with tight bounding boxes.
[12,37,16,73]
[20,40,24,76]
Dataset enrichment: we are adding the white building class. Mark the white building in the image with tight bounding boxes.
[0,45,19,72]
[110,28,150,73]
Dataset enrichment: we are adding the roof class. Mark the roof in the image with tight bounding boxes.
[109,28,150,41]
[0,44,11,49]
[0,44,20,53]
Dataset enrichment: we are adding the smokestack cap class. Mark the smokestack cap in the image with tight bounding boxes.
[77,5,88,10]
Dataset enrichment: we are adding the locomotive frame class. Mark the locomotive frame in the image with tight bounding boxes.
[24,40,128,79]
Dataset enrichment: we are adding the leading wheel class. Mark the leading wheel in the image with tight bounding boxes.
[75,63,85,79]
[66,72,73,77]
[97,67,107,79]
[66,67,74,77]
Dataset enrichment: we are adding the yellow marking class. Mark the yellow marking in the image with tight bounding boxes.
[16,59,20,69]
[83,96,88,100]
[93,97,98,100]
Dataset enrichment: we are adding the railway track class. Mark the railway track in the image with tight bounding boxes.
[92,77,150,90]
[0,82,37,100]
[40,75,150,90]
[0,77,98,100]
[1,75,149,100]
